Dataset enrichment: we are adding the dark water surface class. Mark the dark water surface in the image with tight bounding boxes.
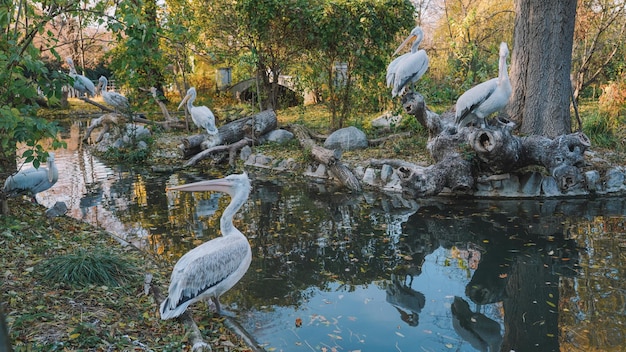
[32,122,626,351]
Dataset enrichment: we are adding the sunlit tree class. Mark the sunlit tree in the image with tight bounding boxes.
[571,0,626,100]
[0,1,70,215]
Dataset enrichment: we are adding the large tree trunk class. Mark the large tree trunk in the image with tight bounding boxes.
[508,0,578,137]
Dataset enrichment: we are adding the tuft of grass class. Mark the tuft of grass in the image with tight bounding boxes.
[38,248,140,288]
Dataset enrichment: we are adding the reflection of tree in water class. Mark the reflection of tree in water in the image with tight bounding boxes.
[402,199,583,352]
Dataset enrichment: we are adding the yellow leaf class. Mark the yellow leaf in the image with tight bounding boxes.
[69,333,80,340]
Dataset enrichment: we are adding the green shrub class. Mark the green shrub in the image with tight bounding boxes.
[38,248,139,288]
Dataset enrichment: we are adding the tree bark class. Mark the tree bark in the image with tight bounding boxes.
[398,91,590,197]
[178,110,277,158]
[508,0,578,137]
[289,124,361,192]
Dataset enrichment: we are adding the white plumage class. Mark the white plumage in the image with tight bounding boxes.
[98,76,130,112]
[3,153,58,202]
[160,173,252,320]
[455,42,512,129]
[178,87,218,135]
[387,26,429,98]
[66,57,95,97]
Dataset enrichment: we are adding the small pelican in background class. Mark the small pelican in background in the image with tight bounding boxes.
[387,26,429,98]
[66,57,95,97]
[455,42,512,129]
[98,76,130,112]
[3,153,58,203]
[178,87,218,135]
[160,173,252,320]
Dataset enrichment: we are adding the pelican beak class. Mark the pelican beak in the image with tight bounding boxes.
[177,93,190,110]
[393,34,415,56]
[168,177,233,194]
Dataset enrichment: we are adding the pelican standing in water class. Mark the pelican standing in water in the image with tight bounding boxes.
[178,87,218,135]
[98,76,130,112]
[3,153,58,203]
[387,26,429,98]
[66,57,95,97]
[455,42,512,129]
[160,173,252,320]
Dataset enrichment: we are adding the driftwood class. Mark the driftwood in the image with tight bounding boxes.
[395,91,592,197]
[147,275,211,351]
[178,110,277,158]
[83,113,166,143]
[184,138,253,167]
[289,124,362,192]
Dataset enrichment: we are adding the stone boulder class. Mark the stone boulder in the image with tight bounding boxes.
[324,126,368,151]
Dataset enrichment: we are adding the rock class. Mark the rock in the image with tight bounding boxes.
[584,170,601,193]
[324,126,368,151]
[46,201,68,218]
[259,129,294,144]
[541,176,561,197]
[605,167,625,192]
[371,112,402,129]
[240,145,252,161]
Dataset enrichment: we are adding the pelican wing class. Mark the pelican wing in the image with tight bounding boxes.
[191,106,218,135]
[160,235,250,319]
[386,53,409,88]
[4,168,50,196]
[455,78,498,126]
[104,92,130,110]
[72,74,96,97]
[392,50,429,97]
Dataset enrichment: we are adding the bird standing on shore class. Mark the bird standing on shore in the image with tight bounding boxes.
[66,57,95,97]
[178,87,218,135]
[98,76,130,112]
[3,153,58,203]
[160,173,252,320]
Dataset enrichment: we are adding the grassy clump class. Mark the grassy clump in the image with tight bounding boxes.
[38,248,140,288]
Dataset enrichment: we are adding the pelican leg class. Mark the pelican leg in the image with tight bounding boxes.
[211,296,221,313]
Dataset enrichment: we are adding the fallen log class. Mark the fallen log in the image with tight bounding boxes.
[184,138,253,167]
[179,110,277,158]
[289,124,361,192]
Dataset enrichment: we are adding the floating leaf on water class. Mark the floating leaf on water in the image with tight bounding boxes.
[546,300,556,308]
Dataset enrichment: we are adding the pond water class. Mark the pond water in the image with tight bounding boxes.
[31,121,626,351]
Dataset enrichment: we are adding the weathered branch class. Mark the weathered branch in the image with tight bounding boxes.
[396,91,592,197]
[179,110,277,158]
[289,124,361,192]
[184,138,253,167]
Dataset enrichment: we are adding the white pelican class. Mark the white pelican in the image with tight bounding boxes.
[65,57,95,97]
[387,26,429,98]
[3,153,58,203]
[98,76,130,112]
[178,87,218,135]
[160,173,252,320]
[455,42,512,129]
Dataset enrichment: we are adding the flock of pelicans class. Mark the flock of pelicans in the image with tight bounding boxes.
[386,26,512,129]
[3,26,513,323]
